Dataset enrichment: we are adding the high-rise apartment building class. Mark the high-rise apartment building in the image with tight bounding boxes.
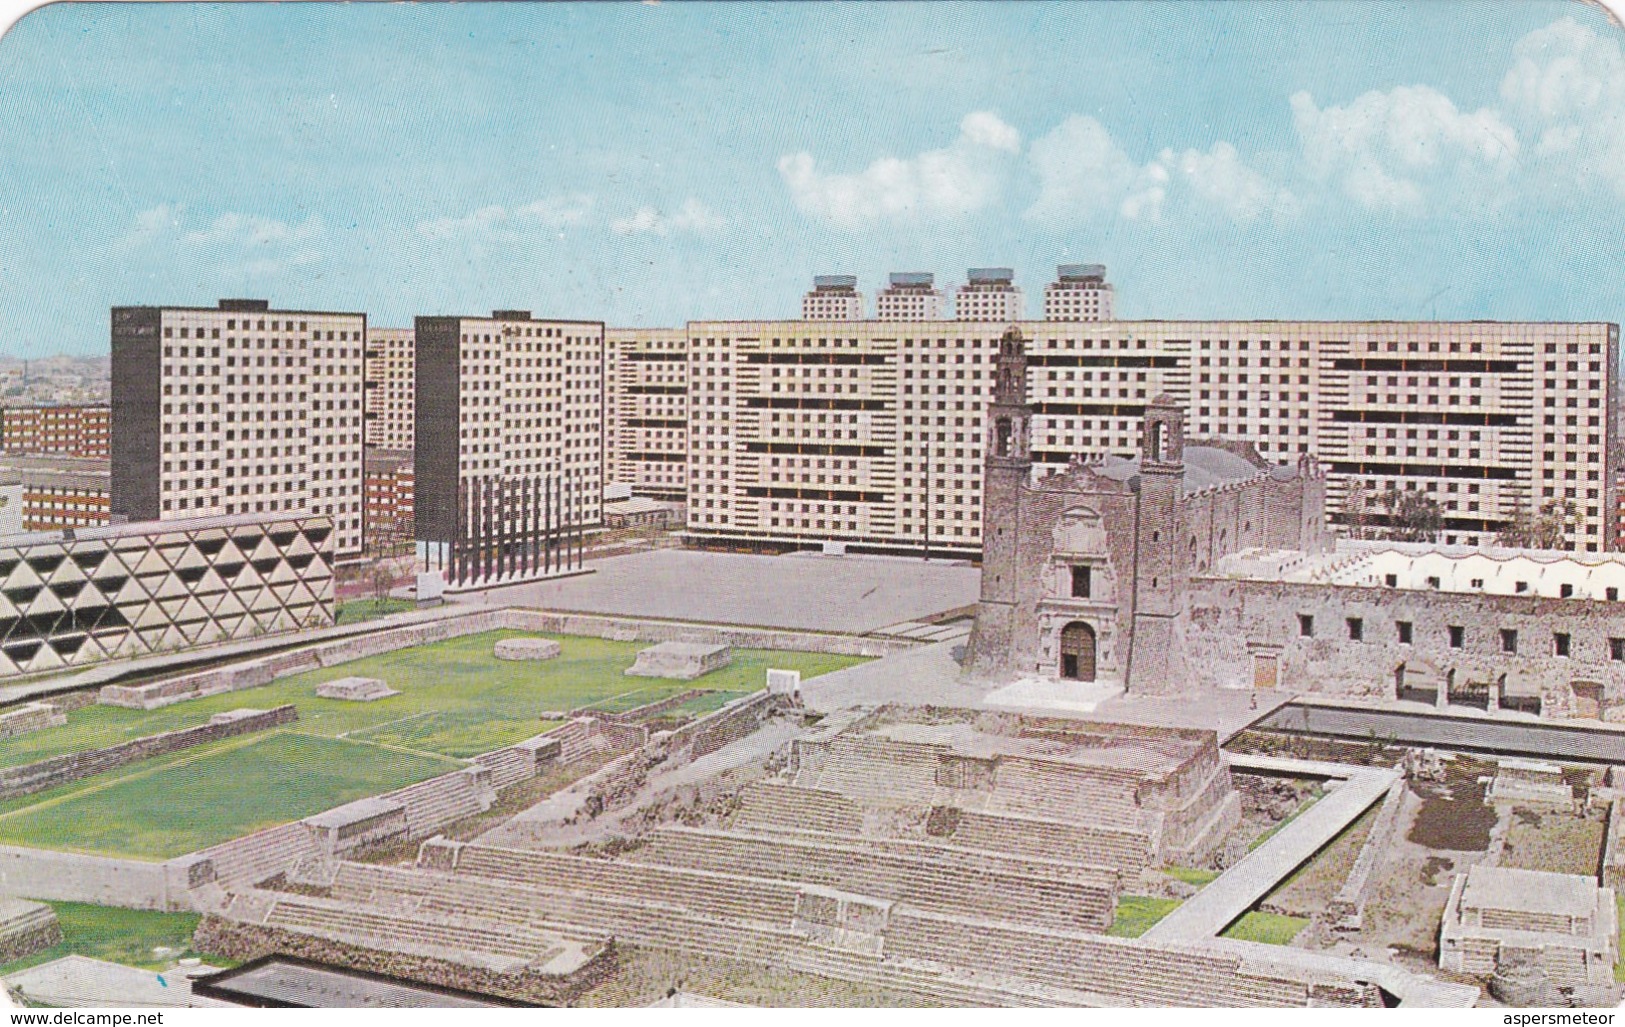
[956,268,1023,322]
[109,299,367,558]
[802,276,865,320]
[875,273,944,321]
[681,319,1621,556]
[0,405,110,459]
[364,328,415,450]
[1044,264,1115,321]
[414,311,605,559]
[605,328,687,502]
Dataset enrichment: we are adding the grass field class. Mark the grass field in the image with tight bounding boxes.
[0,630,866,860]
[0,734,461,859]
[1107,895,1182,937]
[336,598,416,625]
[0,902,204,977]
[0,630,866,765]
[1220,910,1311,945]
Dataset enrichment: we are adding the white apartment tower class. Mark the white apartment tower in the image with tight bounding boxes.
[110,299,367,558]
[875,273,944,321]
[957,267,1024,322]
[414,310,604,552]
[605,327,688,501]
[802,275,865,320]
[681,319,1621,556]
[1044,264,1115,321]
[363,327,415,450]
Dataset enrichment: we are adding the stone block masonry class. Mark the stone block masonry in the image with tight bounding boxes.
[0,704,297,800]
[0,898,60,965]
[493,638,561,661]
[625,641,731,680]
[315,677,399,702]
[0,702,67,739]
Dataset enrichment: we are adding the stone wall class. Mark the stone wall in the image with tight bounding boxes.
[0,844,174,910]
[1327,778,1408,930]
[1186,576,1625,711]
[1603,796,1625,890]
[675,691,784,758]
[192,915,615,1006]
[0,705,297,800]
[0,907,60,965]
[580,688,707,724]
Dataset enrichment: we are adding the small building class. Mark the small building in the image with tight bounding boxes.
[1439,865,1617,987]
[802,275,864,320]
[955,267,1023,322]
[603,496,683,531]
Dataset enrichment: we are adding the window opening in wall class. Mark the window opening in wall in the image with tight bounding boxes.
[1346,617,1363,641]
[1500,629,1517,654]
[1554,632,1571,657]
[1448,625,1464,648]
[1298,614,1314,637]
[1071,565,1091,599]
[1396,620,1412,644]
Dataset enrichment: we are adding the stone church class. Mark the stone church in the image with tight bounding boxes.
[964,326,1335,694]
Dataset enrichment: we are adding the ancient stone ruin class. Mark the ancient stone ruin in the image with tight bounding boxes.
[315,677,400,703]
[625,641,731,681]
[1439,864,1618,988]
[494,638,562,662]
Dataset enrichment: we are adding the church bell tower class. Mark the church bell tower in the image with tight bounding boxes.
[966,326,1031,678]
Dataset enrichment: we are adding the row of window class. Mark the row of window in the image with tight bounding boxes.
[1298,613,1625,659]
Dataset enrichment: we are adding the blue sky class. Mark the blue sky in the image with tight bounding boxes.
[1,0,1623,355]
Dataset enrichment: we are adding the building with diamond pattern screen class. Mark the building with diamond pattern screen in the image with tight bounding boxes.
[0,512,334,678]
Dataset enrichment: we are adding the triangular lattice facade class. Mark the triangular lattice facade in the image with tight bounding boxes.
[0,514,335,678]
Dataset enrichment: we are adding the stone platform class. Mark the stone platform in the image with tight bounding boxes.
[0,701,66,739]
[494,638,562,662]
[316,677,400,702]
[0,897,61,964]
[625,642,731,680]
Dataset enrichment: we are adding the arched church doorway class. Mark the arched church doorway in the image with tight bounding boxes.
[1060,622,1097,682]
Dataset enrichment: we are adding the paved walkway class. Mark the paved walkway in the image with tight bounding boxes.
[1143,754,1400,941]
[1268,700,1625,762]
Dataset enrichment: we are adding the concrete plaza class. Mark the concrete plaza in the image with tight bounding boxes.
[463,550,981,635]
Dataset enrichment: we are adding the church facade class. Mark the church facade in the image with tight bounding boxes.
[964,326,1335,694]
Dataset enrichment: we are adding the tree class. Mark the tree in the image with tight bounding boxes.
[1342,482,1372,540]
[368,563,393,611]
[1496,498,1575,550]
[1373,484,1442,543]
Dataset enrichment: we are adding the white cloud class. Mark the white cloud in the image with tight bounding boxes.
[1160,141,1299,222]
[118,204,325,279]
[1290,85,1518,213]
[181,211,324,249]
[1025,115,1171,223]
[779,111,1021,230]
[1499,16,1625,194]
[610,197,724,236]
[415,194,594,241]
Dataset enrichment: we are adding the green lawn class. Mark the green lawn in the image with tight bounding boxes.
[1107,895,1182,937]
[0,902,204,977]
[336,598,417,625]
[1616,895,1625,983]
[0,631,866,860]
[0,630,868,765]
[0,733,461,860]
[1164,865,1220,887]
[1220,910,1311,945]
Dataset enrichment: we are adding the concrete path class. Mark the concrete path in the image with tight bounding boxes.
[1143,754,1401,941]
[1266,700,1625,763]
